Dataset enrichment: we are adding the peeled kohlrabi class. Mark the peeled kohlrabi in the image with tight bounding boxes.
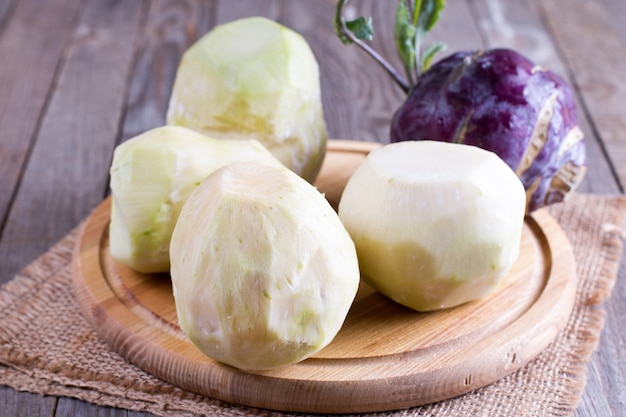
[338,141,526,312]
[109,125,282,273]
[170,161,360,371]
[166,17,328,183]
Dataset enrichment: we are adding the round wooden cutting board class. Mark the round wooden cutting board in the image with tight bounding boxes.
[72,140,578,414]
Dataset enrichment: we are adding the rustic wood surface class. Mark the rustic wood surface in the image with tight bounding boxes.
[0,0,624,416]
[72,142,577,413]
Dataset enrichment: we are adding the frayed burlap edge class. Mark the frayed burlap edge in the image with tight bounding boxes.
[543,194,626,415]
[1,193,625,417]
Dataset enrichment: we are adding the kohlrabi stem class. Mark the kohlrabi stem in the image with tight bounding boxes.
[414,25,424,76]
[335,0,410,94]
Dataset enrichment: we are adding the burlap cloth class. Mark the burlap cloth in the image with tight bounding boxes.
[1,193,625,416]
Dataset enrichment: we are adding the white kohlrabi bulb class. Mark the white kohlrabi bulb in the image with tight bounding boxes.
[170,161,360,370]
[166,17,328,183]
[338,140,526,311]
[109,125,282,273]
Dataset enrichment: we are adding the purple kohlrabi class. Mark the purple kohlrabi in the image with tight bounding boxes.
[390,48,586,212]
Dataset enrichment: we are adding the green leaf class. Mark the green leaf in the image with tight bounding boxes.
[332,0,445,92]
[421,42,447,71]
[395,0,417,78]
[417,0,445,33]
[345,16,374,42]
[333,0,353,45]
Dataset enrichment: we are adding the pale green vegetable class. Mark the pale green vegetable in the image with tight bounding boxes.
[170,161,359,371]
[109,125,282,273]
[338,141,526,311]
[166,16,328,183]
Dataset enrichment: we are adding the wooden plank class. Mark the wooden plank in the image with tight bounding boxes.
[0,0,81,239]
[0,0,146,284]
[55,398,153,417]
[429,0,485,52]
[119,0,217,144]
[575,359,622,417]
[0,387,56,417]
[534,0,626,193]
[584,254,626,417]
[215,0,282,24]
[470,0,562,69]
[528,5,626,416]
[280,0,376,142]
[281,0,405,143]
[469,0,620,197]
[600,0,626,43]
[0,0,17,34]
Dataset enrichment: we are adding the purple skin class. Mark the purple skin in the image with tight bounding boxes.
[390,48,586,212]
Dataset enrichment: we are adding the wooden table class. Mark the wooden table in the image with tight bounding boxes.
[1,0,624,416]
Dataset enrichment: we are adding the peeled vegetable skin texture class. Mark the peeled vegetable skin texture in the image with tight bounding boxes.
[167,16,328,183]
[390,48,586,212]
[170,161,360,371]
[108,126,282,273]
[338,141,526,312]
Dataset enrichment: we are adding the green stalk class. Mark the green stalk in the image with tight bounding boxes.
[334,0,446,94]
[334,0,410,93]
